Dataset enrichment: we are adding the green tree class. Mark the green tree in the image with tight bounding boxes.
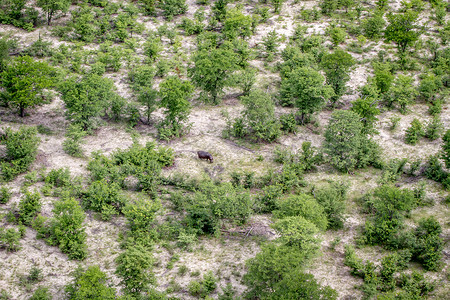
[223,7,253,40]
[158,76,193,137]
[189,46,238,104]
[272,216,320,252]
[271,0,284,13]
[274,194,328,231]
[321,49,355,105]
[324,110,379,172]
[138,86,158,124]
[18,191,41,226]
[280,67,333,124]
[387,74,418,113]
[385,11,420,54]
[0,0,26,21]
[160,0,187,20]
[269,271,338,299]
[65,265,116,299]
[405,118,424,145]
[362,13,386,39]
[243,243,314,299]
[373,62,394,95]
[115,243,155,296]
[0,37,11,72]
[1,126,40,181]
[442,129,450,168]
[238,89,281,142]
[315,181,348,229]
[0,56,53,117]
[48,197,87,260]
[351,96,380,134]
[60,74,118,131]
[37,0,71,25]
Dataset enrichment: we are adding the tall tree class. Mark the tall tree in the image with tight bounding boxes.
[60,74,117,130]
[37,0,71,25]
[0,56,53,117]
[189,45,238,104]
[323,110,379,172]
[321,49,355,105]
[385,11,420,54]
[280,67,333,124]
[159,76,193,133]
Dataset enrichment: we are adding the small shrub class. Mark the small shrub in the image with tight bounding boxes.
[48,197,87,260]
[65,265,116,299]
[1,127,40,181]
[389,115,401,131]
[123,197,162,244]
[424,117,443,140]
[274,194,328,231]
[315,181,348,229]
[202,271,217,295]
[18,191,41,226]
[0,227,22,251]
[280,113,297,133]
[0,186,12,204]
[188,280,203,297]
[63,124,87,158]
[29,286,51,300]
[115,243,155,296]
[413,217,443,271]
[405,119,424,145]
[83,179,125,220]
[45,168,71,188]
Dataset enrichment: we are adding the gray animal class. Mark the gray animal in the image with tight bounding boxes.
[197,151,213,163]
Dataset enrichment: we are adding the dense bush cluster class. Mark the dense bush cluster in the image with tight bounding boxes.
[0,127,40,181]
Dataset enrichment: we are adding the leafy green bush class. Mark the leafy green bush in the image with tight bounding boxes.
[405,118,424,145]
[47,197,87,260]
[45,168,72,189]
[256,184,284,213]
[185,181,252,235]
[279,113,298,133]
[115,243,155,296]
[160,0,187,20]
[60,74,119,131]
[274,194,328,231]
[424,117,443,140]
[424,155,449,189]
[272,216,320,255]
[362,13,386,39]
[243,243,319,299]
[363,185,415,248]
[0,227,22,251]
[234,89,281,142]
[1,126,40,181]
[83,179,125,220]
[18,191,41,226]
[315,181,348,229]
[386,75,418,113]
[443,129,450,168]
[65,265,116,299]
[123,197,162,244]
[269,270,337,299]
[412,217,443,271]
[29,286,52,300]
[189,271,218,297]
[324,110,380,172]
[0,186,12,204]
